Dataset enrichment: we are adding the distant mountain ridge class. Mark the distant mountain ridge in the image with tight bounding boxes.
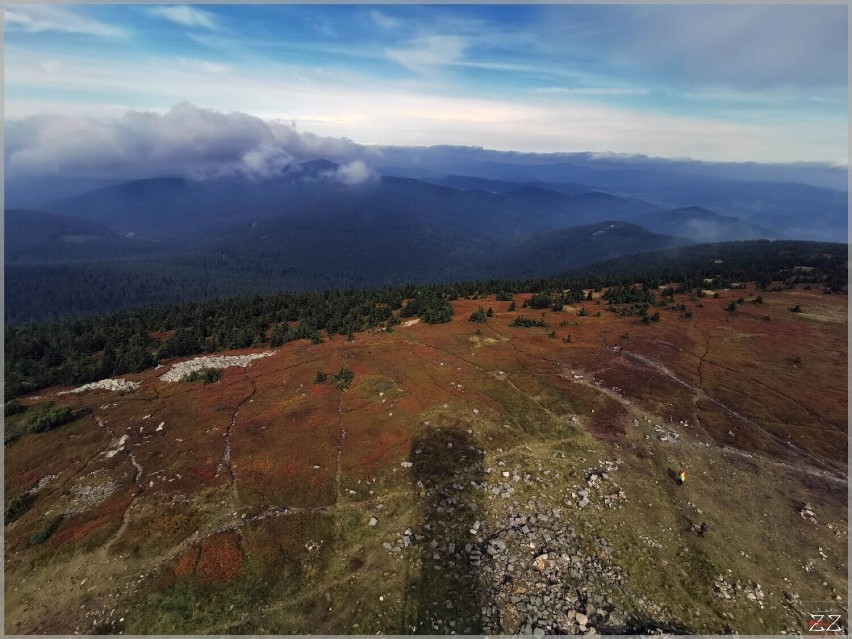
[4,209,167,263]
[476,221,692,278]
[5,156,844,322]
[639,206,779,242]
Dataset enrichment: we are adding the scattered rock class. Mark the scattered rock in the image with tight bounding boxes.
[532,554,549,571]
[158,352,274,382]
[60,378,141,394]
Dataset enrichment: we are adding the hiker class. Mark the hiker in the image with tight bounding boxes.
[698,522,708,538]
[676,469,686,485]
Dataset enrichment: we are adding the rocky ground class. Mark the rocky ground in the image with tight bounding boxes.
[381,448,680,635]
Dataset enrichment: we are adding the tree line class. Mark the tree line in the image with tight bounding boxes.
[5,240,846,399]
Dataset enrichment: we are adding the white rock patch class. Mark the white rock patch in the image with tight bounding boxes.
[158,352,275,382]
[30,474,58,494]
[64,470,118,515]
[59,378,141,394]
[103,434,129,459]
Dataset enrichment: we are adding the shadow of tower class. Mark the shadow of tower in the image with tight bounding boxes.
[407,425,486,634]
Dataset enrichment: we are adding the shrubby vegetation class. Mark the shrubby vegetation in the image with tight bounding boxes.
[4,399,25,417]
[332,366,355,391]
[26,402,75,434]
[28,515,63,545]
[468,307,487,323]
[401,289,454,324]
[4,491,34,525]
[510,316,548,328]
[180,368,222,384]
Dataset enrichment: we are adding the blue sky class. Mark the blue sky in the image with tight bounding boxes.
[4,3,848,169]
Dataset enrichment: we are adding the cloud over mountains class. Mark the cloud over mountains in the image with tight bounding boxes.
[5,103,373,181]
[4,102,846,192]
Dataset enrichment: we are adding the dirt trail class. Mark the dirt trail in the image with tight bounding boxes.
[693,318,835,427]
[93,415,145,551]
[335,396,346,502]
[478,327,848,488]
[621,350,842,476]
[217,369,257,480]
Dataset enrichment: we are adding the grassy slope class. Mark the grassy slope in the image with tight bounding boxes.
[4,285,847,634]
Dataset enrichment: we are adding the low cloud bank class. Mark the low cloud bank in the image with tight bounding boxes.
[4,102,846,190]
[5,102,376,181]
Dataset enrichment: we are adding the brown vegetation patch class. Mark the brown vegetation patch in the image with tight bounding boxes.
[196,531,244,585]
[585,392,630,443]
[233,397,338,508]
[173,545,201,579]
[47,489,132,551]
[340,413,410,484]
[241,511,335,584]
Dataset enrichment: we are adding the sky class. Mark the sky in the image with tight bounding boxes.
[4,3,849,180]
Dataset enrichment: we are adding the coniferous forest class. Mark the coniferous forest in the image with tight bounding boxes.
[5,239,846,400]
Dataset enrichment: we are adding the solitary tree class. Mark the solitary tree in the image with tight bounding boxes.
[469,307,487,323]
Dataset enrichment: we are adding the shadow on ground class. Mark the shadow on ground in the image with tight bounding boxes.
[406,425,487,633]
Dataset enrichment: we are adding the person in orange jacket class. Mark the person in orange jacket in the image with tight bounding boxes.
[676,469,686,485]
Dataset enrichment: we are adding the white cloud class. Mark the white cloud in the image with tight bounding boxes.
[620,5,848,90]
[4,103,369,181]
[236,140,296,179]
[4,36,847,167]
[535,87,650,96]
[4,5,127,37]
[5,100,847,186]
[387,35,470,73]
[147,5,217,30]
[370,10,400,30]
[324,160,378,185]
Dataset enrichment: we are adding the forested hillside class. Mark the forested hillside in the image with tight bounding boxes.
[6,240,846,400]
